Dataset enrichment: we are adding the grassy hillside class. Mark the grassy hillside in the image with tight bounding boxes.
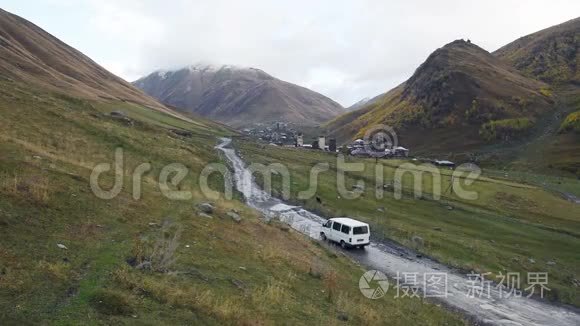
[0,8,177,116]
[0,78,466,324]
[237,141,580,307]
[491,16,580,176]
[325,40,553,152]
[494,17,580,85]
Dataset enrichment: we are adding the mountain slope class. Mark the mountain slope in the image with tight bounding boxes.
[326,40,553,152]
[346,97,370,111]
[494,17,580,85]
[0,8,177,115]
[133,64,346,128]
[491,17,580,175]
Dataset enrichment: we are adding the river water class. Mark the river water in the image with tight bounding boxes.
[217,138,580,325]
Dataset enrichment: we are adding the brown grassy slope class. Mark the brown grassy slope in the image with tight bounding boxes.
[494,17,580,85]
[0,8,177,116]
[325,40,554,153]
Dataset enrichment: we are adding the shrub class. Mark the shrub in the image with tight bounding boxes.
[479,118,534,141]
[132,221,182,272]
[540,87,553,97]
[323,270,339,301]
[251,280,289,307]
[559,111,580,134]
[465,99,479,122]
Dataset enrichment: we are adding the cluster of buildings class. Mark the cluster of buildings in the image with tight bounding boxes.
[296,135,337,152]
[242,122,340,151]
[243,123,414,160]
[242,122,299,146]
[347,139,410,158]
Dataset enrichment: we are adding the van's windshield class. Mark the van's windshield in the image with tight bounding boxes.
[353,226,369,235]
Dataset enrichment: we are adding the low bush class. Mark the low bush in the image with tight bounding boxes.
[479,118,534,141]
[559,110,580,134]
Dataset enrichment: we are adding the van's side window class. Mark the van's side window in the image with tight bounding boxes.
[332,222,341,231]
[353,226,369,235]
[341,225,350,234]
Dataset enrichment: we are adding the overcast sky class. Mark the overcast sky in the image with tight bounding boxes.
[3,1,580,106]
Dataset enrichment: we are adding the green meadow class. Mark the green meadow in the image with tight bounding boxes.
[237,140,580,307]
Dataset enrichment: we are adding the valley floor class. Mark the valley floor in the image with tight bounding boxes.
[236,139,580,308]
[0,80,466,325]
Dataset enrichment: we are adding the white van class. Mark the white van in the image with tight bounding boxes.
[320,217,370,249]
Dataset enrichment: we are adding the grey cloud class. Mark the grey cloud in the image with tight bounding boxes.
[89,0,580,106]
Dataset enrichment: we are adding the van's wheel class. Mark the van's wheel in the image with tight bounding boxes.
[320,233,326,241]
[340,241,347,249]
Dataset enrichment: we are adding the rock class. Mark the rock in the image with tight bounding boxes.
[170,129,193,138]
[337,312,349,322]
[433,227,442,231]
[33,155,42,160]
[110,111,133,126]
[57,243,68,250]
[136,261,152,270]
[446,205,454,210]
[352,184,364,190]
[528,258,536,264]
[231,278,246,290]
[573,279,580,287]
[377,207,385,212]
[109,111,127,118]
[227,211,242,223]
[198,213,213,219]
[546,261,556,266]
[148,222,159,227]
[261,212,274,222]
[277,224,290,232]
[198,203,214,214]
[416,254,423,258]
[238,266,247,271]
[411,236,424,248]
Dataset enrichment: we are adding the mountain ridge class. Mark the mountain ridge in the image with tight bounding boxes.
[133,63,346,128]
[325,39,553,153]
